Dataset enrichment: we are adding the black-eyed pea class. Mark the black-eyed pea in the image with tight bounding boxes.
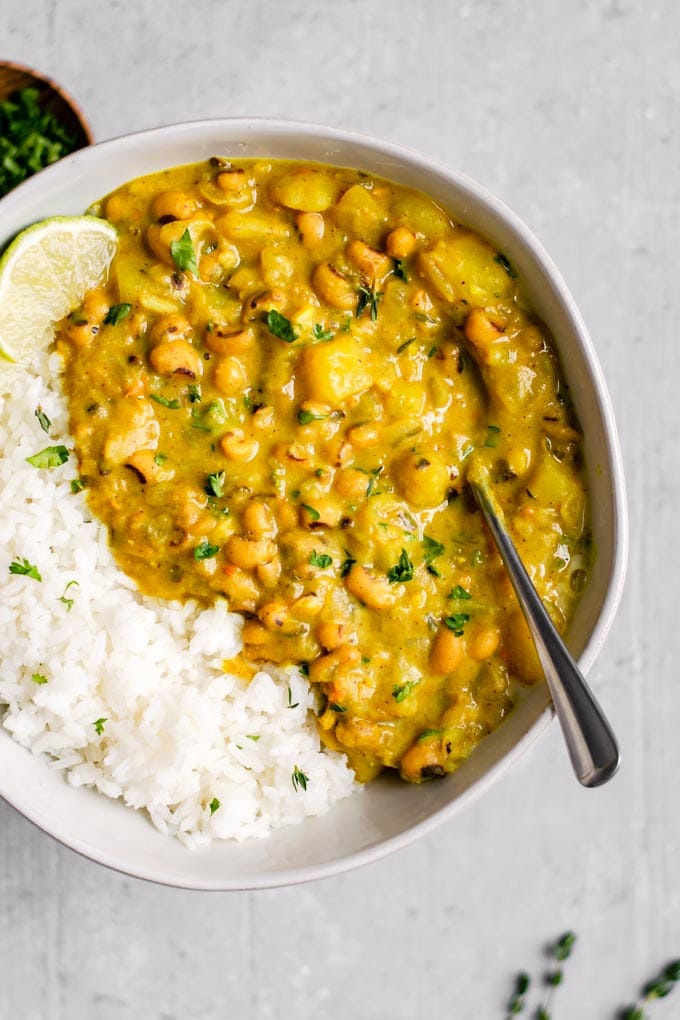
[430,626,466,675]
[399,738,446,782]
[216,169,248,193]
[152,190,198,222]
[125,449,175,484]
[317,621,352,651]
[393,451,450,508]
[347,239,392,280]
[104,194,128,222]
[299,498,342,528]
[296,211,325,248]
[345,564,401,609]
[149,313,193,346]
[257,555,282,587]
[242,501,276,538]
[293,593,324,620]
[213,355,248,396]
[311,263,356,310]
[66,320,100,348]
[146,220,191,265]
[465,308,505,348]
[273,500,299,532]
[241,619,269,645]
[220,431,258,461]
[469,626,500,661]
[259,600,296,633]
[83,289,111,324]
[334,468,370,501]
[148,340,203,378]
[386,226,416,259]
[217,566,261,612]
[309,644,361,684]
[206,326,254,356]
[252,405,275,431]
[225,535,276,571]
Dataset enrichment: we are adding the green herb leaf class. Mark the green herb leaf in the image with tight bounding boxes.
[31,672,48,685]
[93,717,107,735]
[392,679,418,702]
[291,765,309,792]
[246,734,260,742]
[356,283,383,321]
[9,557,41,581]
[71,478,86,494]
[188,383,202,403]
[265,309,298,343]
[209,797,220,814]
[329,702,347,713]
[366,465,384,497]
[59,579,79,611]
[104,302,132,326]
[387,548,414,584]
[25,445,69,468]
[287,686,299,709]
[485,424,501,448]
[34,406,51,434]
[170,228,198,275]
[301,503,321,521]
[153,452,167,466]
[443,613,470,636]
[150,394,181,409]
[309,550,332,569]
[396,336,416,354]
[205,471,225,498]
[298,408,327,425]
[392,258,408,281]
[194,540,220,561]
[299,663,310,677]
[448,584,471,600]
[554,932,576,961]
[422,535,444,565]
[313,323,334,341]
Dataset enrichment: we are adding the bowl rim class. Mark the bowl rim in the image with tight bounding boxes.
[0,117,628,889]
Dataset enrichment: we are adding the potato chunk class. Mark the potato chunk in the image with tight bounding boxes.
[271,168,339,212]
[298,337,372,405]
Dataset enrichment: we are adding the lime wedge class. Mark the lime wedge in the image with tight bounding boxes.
[0,216,117,375]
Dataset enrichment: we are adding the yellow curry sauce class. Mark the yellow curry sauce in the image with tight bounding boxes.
[56,158,589,783]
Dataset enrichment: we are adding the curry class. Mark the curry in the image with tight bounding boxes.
[56,158,590,783]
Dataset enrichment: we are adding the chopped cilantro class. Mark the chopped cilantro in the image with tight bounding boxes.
[329,702,347,713]
[392,680,418,702]
[0,87,76,198]
[392,258,408,282]
[265,309,298,342]
[448,585,472,600]
[70,478,86,494]
[298,408,327,425]
[209,797,220,814]
[59,580,79,611]
[93,717,107,735]
[340,554,356,577]
[301,503,321,521]
[25,445,69,468]
[205,471,225,498]
[150,394,181,409]
[444,613,470,636]
[34,406,51,434]
[287,686,299,709]
[291,765,309,792]
[387,548,414,584]
[154,453,167,466]
[485,424,501,448]
[396,336,416,354]
[246,734,260,742]
[313,323,334,341]
[31,672,48,685]
[194,540,220,561]
[9,557,41,581]
[494,252,517,278]
[422,535,445,566]
[309,550,332,569]
[356,283,383,321]
[187,383,202,403]
[169,228,198,275]
[104,303,131,326]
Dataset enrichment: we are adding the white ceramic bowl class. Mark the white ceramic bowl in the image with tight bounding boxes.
[0,119,628,889]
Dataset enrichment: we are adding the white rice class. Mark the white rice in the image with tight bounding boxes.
[0,352,356,847]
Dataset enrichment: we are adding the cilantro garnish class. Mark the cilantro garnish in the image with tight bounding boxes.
[9,557,41,581]
[309,550,332,569]
[265,309,298,343]
[205,471,225,498]
[443,613,470,636]
[209,797,220,815]
[387,548,414,584]
[0,87,76,198]
[194,540,220,561]
[25,445,69,468]
[313,323,334,341]
[170,228,198,275]
[392,680,418,703]
[93,717,107,735]
[31,672,48,685]
[291,766,309,792]
[356,283,383,321]
[150,394,181,409]
[34,406,51,434]
[104,303,131,326]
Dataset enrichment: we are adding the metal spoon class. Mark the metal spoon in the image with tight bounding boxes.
[468,469,620,787]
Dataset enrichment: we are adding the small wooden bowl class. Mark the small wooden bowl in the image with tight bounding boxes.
[0,60,93,152]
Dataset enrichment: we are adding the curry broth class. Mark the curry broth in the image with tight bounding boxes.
[57,158,589,782]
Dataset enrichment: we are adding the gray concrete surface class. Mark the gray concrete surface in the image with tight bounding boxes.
[2,0,678,1016]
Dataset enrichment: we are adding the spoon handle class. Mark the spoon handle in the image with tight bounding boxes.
[470,478,620,787]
